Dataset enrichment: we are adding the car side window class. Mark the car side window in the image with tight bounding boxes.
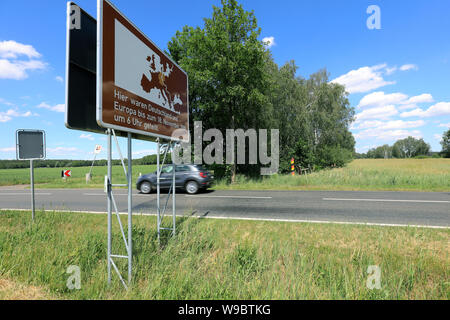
[176,165,190,172]
[161,166,173,174]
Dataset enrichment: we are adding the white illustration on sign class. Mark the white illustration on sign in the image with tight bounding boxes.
[114,19,182,114]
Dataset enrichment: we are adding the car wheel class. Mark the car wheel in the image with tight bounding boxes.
[140,181,152,194]
[185,181,199,194]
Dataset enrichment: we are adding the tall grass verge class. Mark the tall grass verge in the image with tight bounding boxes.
[0,210,448,299]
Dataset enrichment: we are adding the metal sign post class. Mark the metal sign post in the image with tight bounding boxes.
[30,159,35,220]
[16,129,46,222]
[105,128,133,288]
[156,139,177,242]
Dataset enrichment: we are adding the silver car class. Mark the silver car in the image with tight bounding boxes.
[136,164,214,194]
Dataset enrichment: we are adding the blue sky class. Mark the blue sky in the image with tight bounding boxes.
[0,0,449,160]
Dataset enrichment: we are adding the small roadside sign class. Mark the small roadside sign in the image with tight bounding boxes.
[16,130,46,160]
[94,144,102,154]
[16,129,46,221]
[62,170,72,178]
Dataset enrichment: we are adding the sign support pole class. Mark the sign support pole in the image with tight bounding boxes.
[172,143,176,236]
[155,141,176,242]
[105,129,132,289]
[107,129,112,285]
[157,138,160,243]
[88,153,97,177]
[30,159,35,221]
[127,132,132,285]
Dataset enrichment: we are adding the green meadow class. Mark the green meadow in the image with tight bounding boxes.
[0,165,157,189]
[0,210,448,299]
[215,159,450,192]
[0,159,449,191]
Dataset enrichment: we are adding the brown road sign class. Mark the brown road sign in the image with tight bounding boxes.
[96,0,189,142]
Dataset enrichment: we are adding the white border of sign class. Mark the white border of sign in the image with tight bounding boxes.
[15,129,46,160]
[96,0,190,142]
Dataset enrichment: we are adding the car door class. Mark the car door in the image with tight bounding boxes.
[175,165,191,188]
[159,166,174,188]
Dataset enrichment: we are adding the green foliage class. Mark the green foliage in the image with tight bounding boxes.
[367,145,393,159]
[168,0,355,178]
[440,129,450,158]
[392,136,431,158]
[365,137,431,159]
[316,145,353,168]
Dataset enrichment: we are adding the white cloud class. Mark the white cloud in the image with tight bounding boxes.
[399,64,418,71]
[385,66,397,75]
[433,134,442,141]
[55,76,64,83]
[355,105,398,121]
[37,102,65,113]
[0,114,12,122]
[0,40,41,59]
[400,102,450,118]
[358,92,434,111]
[406,93,433,104]
[330,64,396,94]
[80,134,94,141]
[353,119,425,130]
[0,40,46,80]
[354,128,422,141]
[438,122,450,128]
[0,147,15,152]
[0,108,34,122]
[262,36,275,48]
[0,97,15,106]
[358,91,408,109]
[398,94,434,110]
[0,59,46,80]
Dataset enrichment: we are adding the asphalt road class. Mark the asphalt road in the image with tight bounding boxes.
[0,188,449,228]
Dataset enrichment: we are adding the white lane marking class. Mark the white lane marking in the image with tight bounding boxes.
[84,193,272,199]
[0,193,52,196]
[2,208,448,229]
[83,193,150,197]
[323,198,450,204]
[185,195,272,199]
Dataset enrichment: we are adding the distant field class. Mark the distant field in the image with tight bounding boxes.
[0,165,157,189]
[0,210,448,299]
[215,159,450,192]
[0,159,449,192]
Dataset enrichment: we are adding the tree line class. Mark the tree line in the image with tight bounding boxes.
[167,0,355,180]
[0,155,161,170]
[356,135,449,159]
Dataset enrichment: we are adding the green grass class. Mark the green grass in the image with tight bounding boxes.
[1,159,449,192]
[215,159,450,192]
[0,210,448,299]
[0,165,157,188]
